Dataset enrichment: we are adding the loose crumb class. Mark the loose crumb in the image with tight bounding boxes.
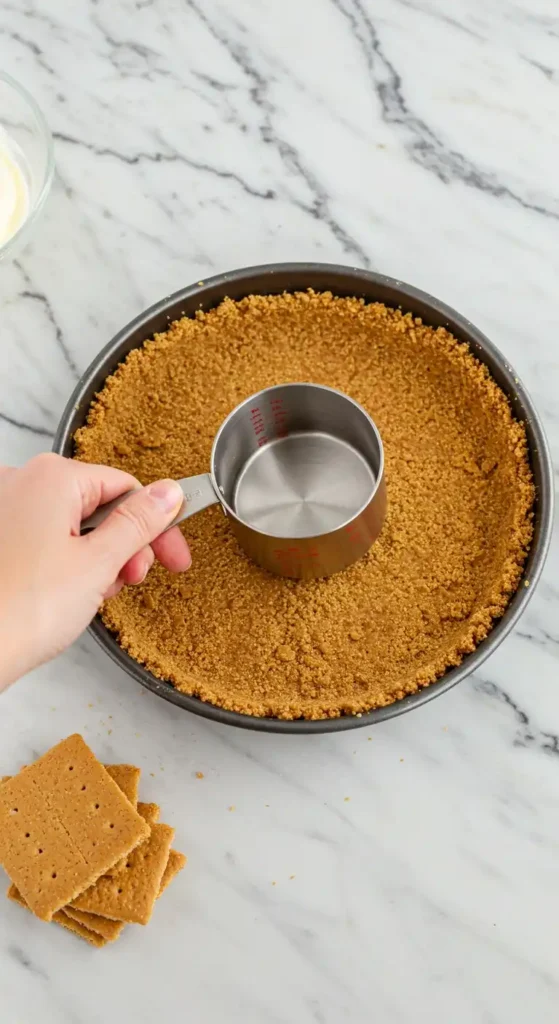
[195,771,204,779]
[276,645,295,663]
[228,805,235,812]
[75,291,534,720]
[289,874,295,880]
[344,796,351,802]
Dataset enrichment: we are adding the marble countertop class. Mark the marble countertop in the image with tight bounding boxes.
[1,1,558,1021]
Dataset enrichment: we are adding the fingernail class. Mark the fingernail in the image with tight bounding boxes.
[139,561,150,583]
[147,479,183,514]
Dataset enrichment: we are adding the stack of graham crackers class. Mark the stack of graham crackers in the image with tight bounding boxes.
[0,734,186,947]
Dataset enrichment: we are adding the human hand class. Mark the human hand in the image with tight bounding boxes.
[0,453,190,691]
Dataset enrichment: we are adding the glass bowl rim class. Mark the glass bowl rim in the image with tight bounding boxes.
[0,70,55,258]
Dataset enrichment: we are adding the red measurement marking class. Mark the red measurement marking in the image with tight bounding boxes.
[345,523,363,545]
[269,396,289,441]
[250,405,268,443]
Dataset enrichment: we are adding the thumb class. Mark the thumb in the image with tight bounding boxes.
[84,479,184,575]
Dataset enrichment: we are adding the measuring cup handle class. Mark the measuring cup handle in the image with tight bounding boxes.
[80,473,219,533]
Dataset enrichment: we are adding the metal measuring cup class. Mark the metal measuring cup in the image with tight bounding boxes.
[82,382,386,580]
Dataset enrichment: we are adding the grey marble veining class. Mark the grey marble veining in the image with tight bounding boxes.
[0,1,558,1021]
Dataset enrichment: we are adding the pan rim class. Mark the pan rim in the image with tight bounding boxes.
[53,262,554,734]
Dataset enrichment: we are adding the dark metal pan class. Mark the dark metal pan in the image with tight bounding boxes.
[53,263,554,733]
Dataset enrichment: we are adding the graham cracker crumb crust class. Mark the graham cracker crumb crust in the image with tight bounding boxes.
[74,291,534,720]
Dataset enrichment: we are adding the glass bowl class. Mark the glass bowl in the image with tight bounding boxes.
[0,71,54,262]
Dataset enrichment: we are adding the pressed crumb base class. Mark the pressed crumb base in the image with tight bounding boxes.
[75,292,534,720]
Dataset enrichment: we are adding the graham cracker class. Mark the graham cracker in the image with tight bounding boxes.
[65,802,182,934]
[70,822,174,925]
[4,765,140,808]
[158,849,186,896]
[2,769,126,945]
[104,765,140,808]
[4,769,137,945]
[63,849,185,936]
[132,801,186,898]
[137,802,160,825]
[61,906,124,942]
[63,801,158,939]
[8,883,106,947]
[2,762,138,941]
[0,735,149,920]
